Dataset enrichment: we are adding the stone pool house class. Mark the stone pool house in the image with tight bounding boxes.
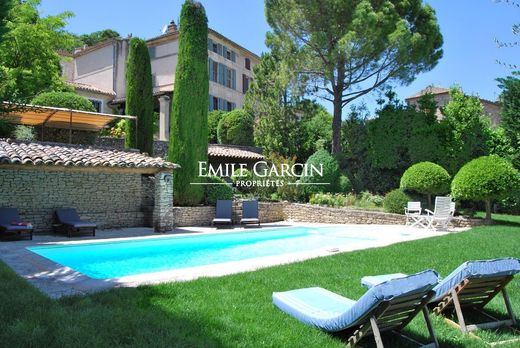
[0,138,178,233]
[60,20,260,141]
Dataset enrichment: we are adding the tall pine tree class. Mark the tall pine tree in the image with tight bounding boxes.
[125,37,154,154]
[168,0,209,205]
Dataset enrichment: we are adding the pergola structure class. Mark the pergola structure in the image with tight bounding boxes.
[1,102,136,143]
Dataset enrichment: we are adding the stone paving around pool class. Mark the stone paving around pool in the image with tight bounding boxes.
[0,224,463,298]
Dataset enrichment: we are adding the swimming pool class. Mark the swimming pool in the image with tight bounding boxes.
[27,225,408,279]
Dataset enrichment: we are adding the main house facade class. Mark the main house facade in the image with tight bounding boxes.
[60,21,260,140]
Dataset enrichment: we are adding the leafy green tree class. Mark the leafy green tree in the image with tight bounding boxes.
[217,109,254,146]
[32,91,96,112]
[247,53,300,157]
[367,92,442,192]
[439,87,491,174]
[0,0,74,114]
[494,0,519,70]
[400,162,451,209]
[168,0,209,205]
[0,0,12,42]
[208,110,224,143]
[265,0,443,153]
[299,149,340,199]
[497,73,520,168]
[74,29,120,48]
[297,101,332,161]
[124,37,154,154]
[451,155,520,223]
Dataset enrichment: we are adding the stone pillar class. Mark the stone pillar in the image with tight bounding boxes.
[153,171,174,232]
[158,95,171,141]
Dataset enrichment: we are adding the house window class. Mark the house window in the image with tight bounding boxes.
[226,50,231,60]
[226,68,233,88]
[245,58,251,70]
[213,97,219,111]
[212,43,218,53]
[242,74,249,94]
[226,101,234,112]
[89,99,102,113]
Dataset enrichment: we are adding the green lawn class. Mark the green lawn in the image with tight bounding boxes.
[1,215,520,347]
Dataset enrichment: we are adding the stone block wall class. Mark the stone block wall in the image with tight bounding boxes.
[0,169,152,232]
[283,203,406,225]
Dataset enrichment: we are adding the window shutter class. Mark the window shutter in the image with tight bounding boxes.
[232,69,236,90]
[208,58,214,82]
[219,63,225,85]
[231,102,236,110]
[208,94,213,111]
[231,51,236,62]
[217,43,223,56]
[148,47,156,59]
[208,38,213,51]
[223,45,227,57]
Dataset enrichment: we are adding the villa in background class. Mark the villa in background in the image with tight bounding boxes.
[60,20,260,140]
[406,86,501,126]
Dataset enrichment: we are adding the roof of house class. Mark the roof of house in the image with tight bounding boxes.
[68,81,116,97]
[0,139,178,172]
[406,86,500,106]
[208,144,264,160]
[406,86,450,100]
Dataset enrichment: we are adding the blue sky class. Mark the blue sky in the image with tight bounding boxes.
[40,0,519,115]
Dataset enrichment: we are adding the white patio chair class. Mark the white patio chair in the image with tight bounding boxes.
[405,201,422,227]
[420,196,453,231]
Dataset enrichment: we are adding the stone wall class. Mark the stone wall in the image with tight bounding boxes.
[95,137,168,158]
[171,201,286,227]
[0,169,154,232]
[283,203,406,225]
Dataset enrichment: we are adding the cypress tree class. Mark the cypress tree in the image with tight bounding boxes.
[125,37,154,155]
[168,0,209,205]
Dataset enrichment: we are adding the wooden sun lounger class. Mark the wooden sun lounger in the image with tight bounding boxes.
[347,290,439,348]
[430,276,520,344]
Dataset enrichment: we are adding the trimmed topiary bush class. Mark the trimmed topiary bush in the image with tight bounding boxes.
[299,149,340,199]
[32,91,96,112]
[205,176,233,204]
[124,37,154,154]
[168,0,209,205]
[383,189,412,214]
[217,109,254,146]
[338,175,352,193]
[400,162,451,209]
[208,110,225,143]
[451,155,520,223]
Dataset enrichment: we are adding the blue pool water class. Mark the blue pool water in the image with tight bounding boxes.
[28,226,378,279]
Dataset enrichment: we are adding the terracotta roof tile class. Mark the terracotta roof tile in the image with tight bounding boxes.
[0,139,178,171]
[68,82,116,97]
[406,86,450,99]
[208,144,263,160]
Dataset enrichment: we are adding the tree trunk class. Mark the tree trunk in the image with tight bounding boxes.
[485,200,492,224]
[331,94,342,154]
[427,194,432,210]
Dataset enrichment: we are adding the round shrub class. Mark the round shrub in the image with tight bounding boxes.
[400,162,451,208]
[32,92,96,112]
[205,176,234,205]
[383,189,412,214]
[451,155,520,222]
[217,109,254,146]
[208,110,225,143]
[338,175,352,193]
[300,149,340,199]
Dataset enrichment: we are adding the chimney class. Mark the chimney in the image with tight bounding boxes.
[167,20,178,33]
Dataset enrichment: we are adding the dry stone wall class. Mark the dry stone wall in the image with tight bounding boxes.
[0,169,151,232]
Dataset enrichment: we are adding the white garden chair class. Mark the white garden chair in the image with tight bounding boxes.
[420,196,453,231]
[405,201,422,227]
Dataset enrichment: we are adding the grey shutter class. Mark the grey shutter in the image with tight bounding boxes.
[231,51,236,62]
[208,38,213,51]
[217,43,223,56]
[208,58,214,82]
[232,69,236,90]
[209,94,213,111]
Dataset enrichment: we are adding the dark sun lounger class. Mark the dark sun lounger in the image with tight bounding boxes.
[0,208,33,240]
[55,208,96,238]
